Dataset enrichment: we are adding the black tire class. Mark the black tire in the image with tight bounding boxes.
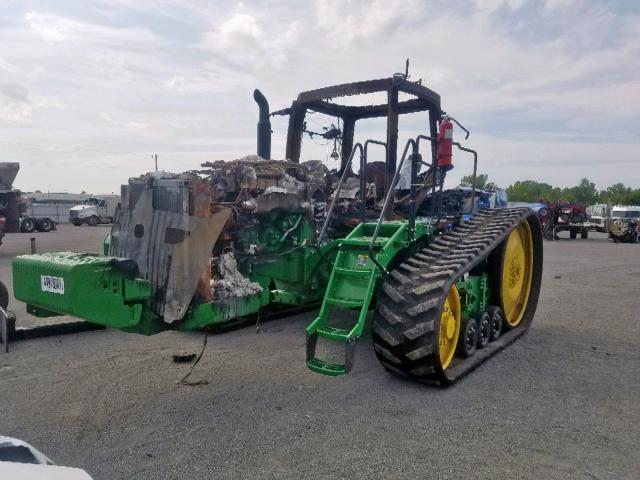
[72,221,82,226]
[458,318,478,358]
[476,312,491,349]
[0,280,8,309]
[487,306,504,341]
[569,228,577,239]
[581,227,588,239]
[36,217,53,232]
[20,217,36,233]
[106,217,113,224]
[88,216,99,227]
[543,225,554,241]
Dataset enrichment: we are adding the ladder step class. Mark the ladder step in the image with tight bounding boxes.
[317,326,351,341]
[341,237,388,247]
[326,297,362,308]
[306,358,348,376]
[333,267,371,278]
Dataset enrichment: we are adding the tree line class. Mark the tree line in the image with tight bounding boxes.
[460,175,640,206]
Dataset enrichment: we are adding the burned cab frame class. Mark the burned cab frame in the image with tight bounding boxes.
[274,77,442,197]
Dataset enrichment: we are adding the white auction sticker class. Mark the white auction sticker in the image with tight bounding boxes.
[41,275,65,294]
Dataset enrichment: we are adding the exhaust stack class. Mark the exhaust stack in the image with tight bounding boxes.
[253,89,271,159]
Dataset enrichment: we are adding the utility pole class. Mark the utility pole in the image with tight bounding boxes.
[152,154,158,171]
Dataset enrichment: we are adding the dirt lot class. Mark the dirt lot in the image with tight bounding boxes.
[0,225,639,479]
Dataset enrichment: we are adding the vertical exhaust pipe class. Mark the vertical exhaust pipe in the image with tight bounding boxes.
[253,89,271,159]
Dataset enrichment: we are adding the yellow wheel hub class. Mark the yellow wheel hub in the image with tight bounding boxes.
[439,284,461,370]
[501,221,533,327]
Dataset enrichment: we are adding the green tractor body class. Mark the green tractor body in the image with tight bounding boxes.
[11,73,543,384]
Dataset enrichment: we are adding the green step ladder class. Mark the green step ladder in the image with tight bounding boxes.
[306,221,411,375]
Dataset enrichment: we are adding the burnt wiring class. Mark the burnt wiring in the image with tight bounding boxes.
[179,333,209,386]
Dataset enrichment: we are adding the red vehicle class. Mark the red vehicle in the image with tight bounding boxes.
[538,200,588,240]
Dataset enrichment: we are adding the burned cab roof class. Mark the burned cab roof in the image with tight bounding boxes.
[288,77,441,120]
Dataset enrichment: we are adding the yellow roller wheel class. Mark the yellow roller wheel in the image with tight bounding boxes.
[439,284,461,370]
[501,221,534,327]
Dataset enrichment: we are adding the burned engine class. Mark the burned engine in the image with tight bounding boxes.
[109,156,350,324]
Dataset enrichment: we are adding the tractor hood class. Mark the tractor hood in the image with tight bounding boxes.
[70,205,97,217]
[70,205,93,212]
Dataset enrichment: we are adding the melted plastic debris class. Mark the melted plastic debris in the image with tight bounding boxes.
[212,252,263,301]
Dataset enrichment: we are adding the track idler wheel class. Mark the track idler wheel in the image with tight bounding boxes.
[476,312,491,349]
[458,318,478,358]
[486,306,504,342]
[490,220,535,330]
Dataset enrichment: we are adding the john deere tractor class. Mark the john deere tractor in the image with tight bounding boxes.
[11,72,543,385]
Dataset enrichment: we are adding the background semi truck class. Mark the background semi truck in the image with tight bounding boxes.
[69,195,120,226]
[0,163,56,242]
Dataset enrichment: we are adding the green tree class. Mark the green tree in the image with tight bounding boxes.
[460,173,497,191]
[505,179,640,205]
[600,183,631,204]
[506,180,558,202]
[564,178,598,205]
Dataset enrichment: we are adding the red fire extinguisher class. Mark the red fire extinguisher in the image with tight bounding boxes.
[437,117,454,170]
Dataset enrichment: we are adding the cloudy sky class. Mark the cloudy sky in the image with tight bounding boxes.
[0,0,638,194]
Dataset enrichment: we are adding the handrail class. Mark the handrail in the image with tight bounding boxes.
[416,133,440,220]
[368,138,418,274]
[452,141,478,215]
[315,143,364,249]
[417,134,478,216]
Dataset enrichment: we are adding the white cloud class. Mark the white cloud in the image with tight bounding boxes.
[0,99,33,126]
[474,0,525,12]
[314,0,422,44]
[199,8,302,71]
[25,11,158,46]
[0,0,637,193]
[544,0,580,13]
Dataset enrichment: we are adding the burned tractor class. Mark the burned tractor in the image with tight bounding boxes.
[539,200,588,240]
[11,73,543,385]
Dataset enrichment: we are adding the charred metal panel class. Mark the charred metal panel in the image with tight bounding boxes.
[110,175,230,323]
[152,179,190,214]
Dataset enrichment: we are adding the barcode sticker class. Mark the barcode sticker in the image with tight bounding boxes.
[41,275,65,294]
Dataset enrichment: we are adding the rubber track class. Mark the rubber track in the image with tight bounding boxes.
[372,208,543,386]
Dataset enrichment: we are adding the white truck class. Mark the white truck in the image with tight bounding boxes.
[587,204,640,233]
[69,195,119,226]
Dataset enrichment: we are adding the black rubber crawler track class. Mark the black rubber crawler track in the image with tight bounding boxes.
[372,208,543,386]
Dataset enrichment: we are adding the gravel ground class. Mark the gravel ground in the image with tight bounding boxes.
[0,226,639,479]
